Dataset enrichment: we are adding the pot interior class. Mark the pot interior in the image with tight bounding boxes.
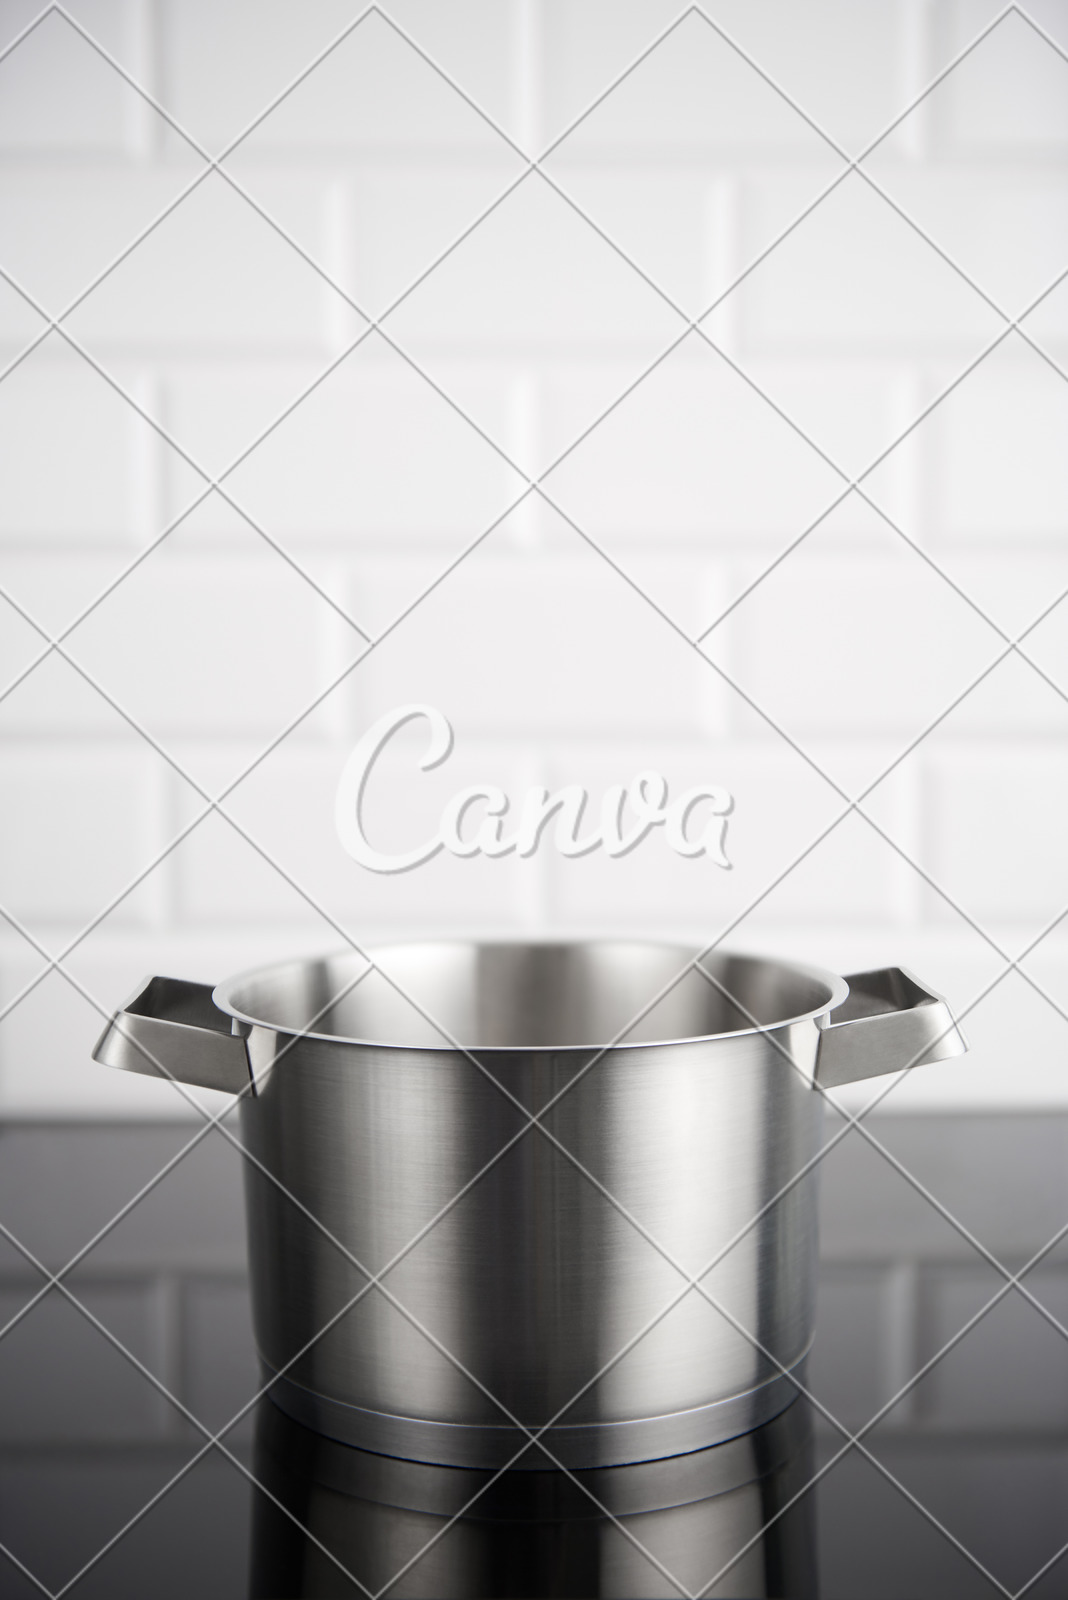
[217,942,843,1052]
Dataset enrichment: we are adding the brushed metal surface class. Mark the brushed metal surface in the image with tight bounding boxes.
[90,940,967,1467]
[263,1363,808,1469]
[236,1015,823,1454]
[90,976,252,1093]
[815,966,967,1088]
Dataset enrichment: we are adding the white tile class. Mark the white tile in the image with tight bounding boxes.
[64,171,361,354]
[857,165,1068,322]
[711,520,1003,759]
[1022,265,1068,347]
[385,171,680,351]
[0,0,1063,1129]
[545,344,844,541]
[941,553,1068,640]
[159,359,348,484]
[923,345,1068,540]
[729,359,913,485]
[0,349,194,542]
[0,7,136,152]
[681,2,915,154]
[212,347,524,543]
[536,162,725,320]
[164,2,514,153]
[173,739,545,932]
[541,5,847,155]
[0,274,46,347]
[1,536,353,763]
[545,741,909,932]
[0,604,138,739]
[934,556,1068,734]
[62,527,346,757]
[540,1,686,146]
[926,747,1068,924]
[365,2,516,137]
[738,171,1004,353]
[0,166,204,328]
[0,747,166,927]
[938,7,1068,152]
[288,164,524,324]
[346,544,716,738]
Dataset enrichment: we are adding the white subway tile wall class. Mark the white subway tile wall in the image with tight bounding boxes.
[0,1,1066,1115]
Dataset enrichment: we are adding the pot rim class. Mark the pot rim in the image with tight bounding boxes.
[212,938,851,1054]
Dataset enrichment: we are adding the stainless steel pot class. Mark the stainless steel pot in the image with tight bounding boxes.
[91,941,965,1469]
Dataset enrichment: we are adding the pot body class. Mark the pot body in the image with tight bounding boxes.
[236,954,828,1467]
[91,940,967,1467]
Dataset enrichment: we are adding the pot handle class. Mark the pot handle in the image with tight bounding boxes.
[91,976,252,1095]
[814,967,967,1090]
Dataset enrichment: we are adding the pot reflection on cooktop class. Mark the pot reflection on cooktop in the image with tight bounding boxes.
[248,1396,818,1599]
